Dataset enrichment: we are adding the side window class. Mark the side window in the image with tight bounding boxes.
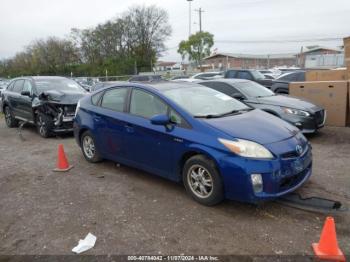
[22,80,33,95]
[101,88,128,112]
[237,71,253,80]
[297,72,305,81]
[130,89,168,119]
[204,82,239,96]
[12,80,24,93]
[7,81,15,91]
[226,70,236,78]
[169,109,182,125]
[279,73,294,81]
[91,91,103,106]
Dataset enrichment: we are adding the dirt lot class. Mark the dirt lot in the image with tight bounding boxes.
[0,116,349,256]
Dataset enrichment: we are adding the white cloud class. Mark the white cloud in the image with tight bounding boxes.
[0,0,349,61]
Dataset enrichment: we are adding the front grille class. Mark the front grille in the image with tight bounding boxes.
[314,110,325,126]
[281,151,299,159]
[279,162,311,190]
[281,144,308,159]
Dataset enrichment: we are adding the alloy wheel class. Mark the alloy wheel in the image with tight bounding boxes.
[187,164,213,198]
[83,135,95,159]
[37,116,46,136]
[5,108,12,126]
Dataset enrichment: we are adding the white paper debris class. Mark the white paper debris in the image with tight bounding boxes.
[72,233,96,254]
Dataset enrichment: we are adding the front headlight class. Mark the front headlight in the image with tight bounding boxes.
[218,138,274,159]
[282,107,310,117]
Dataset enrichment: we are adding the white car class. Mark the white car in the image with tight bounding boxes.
[172,72,223,82]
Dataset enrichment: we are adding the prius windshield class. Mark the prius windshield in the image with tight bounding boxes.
[162,86,250,118]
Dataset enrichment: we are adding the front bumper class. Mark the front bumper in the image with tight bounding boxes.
[219,139,312,203]
[52,116,74,133]
[282,109,326,133]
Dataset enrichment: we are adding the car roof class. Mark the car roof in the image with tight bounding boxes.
[226,69,257,72]
[11,76,70,81]
[199,78,250,84]
[143,81,202,92]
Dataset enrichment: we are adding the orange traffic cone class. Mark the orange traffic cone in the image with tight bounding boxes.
[312,216,345,261]
[53,144,73,172]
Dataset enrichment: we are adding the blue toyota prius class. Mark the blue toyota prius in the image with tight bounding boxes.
[73,81,312,206]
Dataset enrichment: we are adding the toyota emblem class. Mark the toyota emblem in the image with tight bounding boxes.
[296,145,303,155]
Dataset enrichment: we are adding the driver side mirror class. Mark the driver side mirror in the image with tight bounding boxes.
[21,90,31,97]
[232,93,244,100]
[150,114,170,126]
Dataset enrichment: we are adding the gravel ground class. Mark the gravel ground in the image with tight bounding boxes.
[0,117,349,257]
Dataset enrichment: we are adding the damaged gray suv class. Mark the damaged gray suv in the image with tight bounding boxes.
[1,76,86,137]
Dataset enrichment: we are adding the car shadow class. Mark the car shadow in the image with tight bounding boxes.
[17,122,74,140]
[99,158,297,219]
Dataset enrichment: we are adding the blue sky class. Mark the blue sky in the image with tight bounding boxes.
[0,0,349,61]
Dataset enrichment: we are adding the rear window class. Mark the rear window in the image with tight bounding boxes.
[91,92,103,105]
[35,78,86,93]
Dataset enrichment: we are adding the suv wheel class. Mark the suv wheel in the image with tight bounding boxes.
[183,155,224,206]
[81,131,102,163]
[36,113,53,138]
[4,106,18,128]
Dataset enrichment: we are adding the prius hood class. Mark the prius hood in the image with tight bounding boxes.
[38,90,86,104]
[202,109,299,145]
[257,95,321,112]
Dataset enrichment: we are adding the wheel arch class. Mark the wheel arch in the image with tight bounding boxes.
[177,147,221,182]
[78,127,90,146]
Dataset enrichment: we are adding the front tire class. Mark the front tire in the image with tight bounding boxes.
[81,130,102,163]
[36,113,53,138]
[183,155,224,206]
[4,106,18,128]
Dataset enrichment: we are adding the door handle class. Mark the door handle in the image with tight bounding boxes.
[124,123,134,133]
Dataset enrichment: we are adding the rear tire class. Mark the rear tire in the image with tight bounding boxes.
[183,155,224,206]
[4,106,18,128]
[81,130,102,163]
[36,113,53,138]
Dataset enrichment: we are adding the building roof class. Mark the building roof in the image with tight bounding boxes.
[204,52,297,60]
[301,46,343,54]
[156,61,178,67]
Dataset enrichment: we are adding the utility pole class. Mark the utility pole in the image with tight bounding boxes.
[194,8,205,71]
[187,0,193,37]
[195,8,204,32]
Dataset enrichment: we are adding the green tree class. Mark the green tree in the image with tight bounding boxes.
[178,31,214,69]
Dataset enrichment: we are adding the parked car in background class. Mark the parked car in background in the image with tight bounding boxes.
[258,69,279,79]
[129,74,164,82]
[74,81,312,205]
[173,72,223,82]
[224,69,274,88]
[2,76,86,137]
[0,80,10,95]
[199,79,325,133]
[270,71,306,94]
[170,75,190,80]
[263,74,275,80]
[0,80,10,112]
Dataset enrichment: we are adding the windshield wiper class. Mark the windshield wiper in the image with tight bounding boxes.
[256,94,275,98]
[194,110,243,119]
